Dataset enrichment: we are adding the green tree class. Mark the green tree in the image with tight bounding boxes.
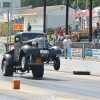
[21,0,100,10]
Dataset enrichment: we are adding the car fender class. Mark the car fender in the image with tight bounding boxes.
[20,45,40,56]
[1,54,14,69]
[49,46,62,56]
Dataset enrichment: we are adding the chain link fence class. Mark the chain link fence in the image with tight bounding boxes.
[54,41,100,60]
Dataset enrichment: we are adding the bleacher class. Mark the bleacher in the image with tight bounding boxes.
[71,27,96,42]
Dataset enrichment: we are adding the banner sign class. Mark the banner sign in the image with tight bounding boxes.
[67,48,72,57]
[85,48,92,58]
[92,49,100,58]
[13,24,24,30]
[67,48,82,58]
[85,48,100,59]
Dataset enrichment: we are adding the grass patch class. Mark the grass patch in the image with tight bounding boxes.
[47,34,55,41]
[47,33,66,41]
[11,36,14,41]
[8,36,14,41]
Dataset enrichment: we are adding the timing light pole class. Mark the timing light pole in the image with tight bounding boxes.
[89,0,92,42]
[66,0,69,35]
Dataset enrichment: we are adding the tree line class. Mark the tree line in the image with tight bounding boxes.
[21,0,100,10]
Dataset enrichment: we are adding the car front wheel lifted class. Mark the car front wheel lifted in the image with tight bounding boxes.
[21,57,28,72]
[54,57,60,70]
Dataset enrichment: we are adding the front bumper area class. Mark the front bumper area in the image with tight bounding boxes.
[28,61,55,66]
[28,63,44,66]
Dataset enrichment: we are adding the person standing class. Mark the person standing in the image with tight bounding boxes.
[48,35,52,42]
[63,35,71,59]
[58,27,64,41]
[92,36,98,49]
[75,17,79,32]
[94,22,100,37]
[53,34,59,42]
[55,28,59,35]
[27,23,31,31]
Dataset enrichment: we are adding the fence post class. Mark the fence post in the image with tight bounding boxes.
[64,47,67,59]
[83,42,84,60]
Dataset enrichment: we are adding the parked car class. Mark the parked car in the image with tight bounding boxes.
[1,32,61,78]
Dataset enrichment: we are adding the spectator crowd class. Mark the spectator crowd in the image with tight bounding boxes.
[48,22,100,51]
[48,27,82,46]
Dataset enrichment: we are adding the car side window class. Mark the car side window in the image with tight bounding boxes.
[15,36,21,43]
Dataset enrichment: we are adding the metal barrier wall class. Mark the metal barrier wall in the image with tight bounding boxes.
[55,41,100,60]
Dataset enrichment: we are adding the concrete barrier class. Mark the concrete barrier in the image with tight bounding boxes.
[44,58,100,76]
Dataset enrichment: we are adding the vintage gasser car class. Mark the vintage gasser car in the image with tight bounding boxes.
[1,32,61,78]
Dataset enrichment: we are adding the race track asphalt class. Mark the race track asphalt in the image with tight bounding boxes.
[0,54,100,100]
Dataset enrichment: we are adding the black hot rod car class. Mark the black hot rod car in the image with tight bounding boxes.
[1,32,61,78]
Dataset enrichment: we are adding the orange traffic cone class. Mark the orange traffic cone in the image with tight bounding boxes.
[12,79,20,89]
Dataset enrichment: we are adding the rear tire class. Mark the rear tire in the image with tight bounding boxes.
[2,61,13,76]
[32,65,44,78]
[54,57,60,70]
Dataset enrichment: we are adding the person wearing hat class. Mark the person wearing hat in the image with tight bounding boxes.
[63,35,71,59]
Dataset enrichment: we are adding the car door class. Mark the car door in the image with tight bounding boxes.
[14,35,22,62]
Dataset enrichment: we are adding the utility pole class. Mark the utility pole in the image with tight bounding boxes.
[7,9,9,52]
[89,0,92,42]
[66,0,69,35]
[9,0,12,50]
[85,0,88,30]
[43,0,46,33]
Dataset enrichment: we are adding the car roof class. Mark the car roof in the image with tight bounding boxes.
[15,32,46,36]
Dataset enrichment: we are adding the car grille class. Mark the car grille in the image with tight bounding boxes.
[37,37,48,49]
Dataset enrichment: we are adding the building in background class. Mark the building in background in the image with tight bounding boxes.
[0,0,32,35]
[0,0,21,10]
[19,5,75,32]
[92,7,100,27]
[79,7,100,29]
[0,0,21,22]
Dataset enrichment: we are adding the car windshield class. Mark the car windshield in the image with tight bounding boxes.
[22,33,46,41]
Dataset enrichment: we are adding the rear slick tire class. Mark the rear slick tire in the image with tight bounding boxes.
[2,61,13,76]
[32,65,44,78]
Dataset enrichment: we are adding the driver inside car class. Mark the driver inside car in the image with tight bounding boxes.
[16,37,20,43]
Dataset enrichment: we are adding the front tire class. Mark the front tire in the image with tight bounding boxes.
[21,57,28,72]
[54,57,60,70]
[2,61,13,76]
[32,65,44,78]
